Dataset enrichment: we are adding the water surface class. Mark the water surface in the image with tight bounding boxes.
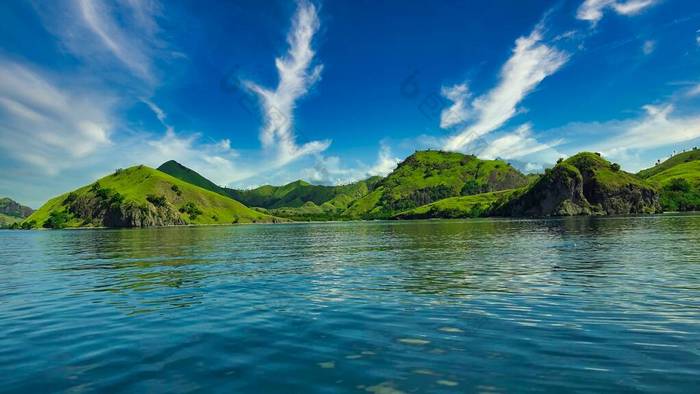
[1,215,699,392]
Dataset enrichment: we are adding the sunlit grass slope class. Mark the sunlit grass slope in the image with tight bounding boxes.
[25,166,280,228]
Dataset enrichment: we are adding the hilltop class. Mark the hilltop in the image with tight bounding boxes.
[23,166,281,229]
[343,150,529,219]
[638,148,700,211]
[157,160,228,196]
[0,198,33,228]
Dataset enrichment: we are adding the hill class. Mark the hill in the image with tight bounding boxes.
[23,166,281,229]
[342,150,529,219]
[157,160,228,196]
[496,152,659,216]
[0,198,33,228]
[158,160,382,219]
[227,177,382,210]
[639,148,700,211]
[637,148,700,179]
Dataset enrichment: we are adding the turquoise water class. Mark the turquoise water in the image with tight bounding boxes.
[1,215,699,393]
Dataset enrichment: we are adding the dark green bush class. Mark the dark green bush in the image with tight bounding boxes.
[179,202,203,219]
[665,178,691,192]
[146,194,168,207]
[43,211,70,229]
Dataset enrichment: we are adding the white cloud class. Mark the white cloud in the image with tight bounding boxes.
[295,143,400,186]
[367,144,400,177]
[478,124,563,162]
[136,100,245,185]
[549,102,700,171]
[577,0,658,24]
[443,26,568,151]
[687,84,700,97]
[244,0,330,167]
[601,104,700,155]
[642,40,656,55]
[0,60,114,174]
[439,83,471,129]
[38,0,166,84]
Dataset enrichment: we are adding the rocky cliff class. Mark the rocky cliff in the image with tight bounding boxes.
[497,153,660,217]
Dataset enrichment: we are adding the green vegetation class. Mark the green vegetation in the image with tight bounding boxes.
[227,177,382,210]
[0,197,33,227]
[637,148,700,178]
[20,147,700,229]
[157,160,228,196]
[24,165,281,228]
[395,190,514,219]
[496,152,659,216]
[43,210,71,229]
[641,150,700,211]
[342,150,528,219]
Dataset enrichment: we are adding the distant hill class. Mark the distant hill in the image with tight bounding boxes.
[0,198,33,228]
[638,148,700,211]
[228,178,381,209]
[23,166,281,228]
[159,160,382,219]
[343,150,529,219]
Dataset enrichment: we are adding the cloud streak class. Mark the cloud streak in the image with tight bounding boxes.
[0,60,114,174]
[442,26,568,152]
[577,0,658,24]
[244,0,330,166]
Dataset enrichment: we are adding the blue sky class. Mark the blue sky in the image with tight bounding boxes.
[1,0,700,207]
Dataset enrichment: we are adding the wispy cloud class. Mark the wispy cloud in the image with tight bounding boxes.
[139,100,244,186]
[38,0,166,84]
[244,0,330,166]
[442,25,568,152]
[478,124,563,162]
[577,0,658,25]
[642,39,656,55]
[367,143,401,177]
[297,143,400,185]
[550,102,700,171]
[439,84,470,129]
[0,60,114,174]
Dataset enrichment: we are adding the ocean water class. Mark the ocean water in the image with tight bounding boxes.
[1,215,699,393]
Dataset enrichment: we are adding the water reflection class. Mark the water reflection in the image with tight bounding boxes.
[0,216,699,393]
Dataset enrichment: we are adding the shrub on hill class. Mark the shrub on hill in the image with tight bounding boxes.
[43,211,71,229]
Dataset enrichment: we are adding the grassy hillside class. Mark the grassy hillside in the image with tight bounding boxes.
[394,190,514,219]
[636,148,700,211]
[157,160,228,196]
[342,150,528,219]
[228,177,382,210]
[0,197,34,228]
[637,148,700,179]
[0,213,23,227]
[24,166,281,228]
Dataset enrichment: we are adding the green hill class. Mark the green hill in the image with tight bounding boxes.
[342,150,528,219]
[0,198,33,228]
[496,152,659,216]
[158,159,382,219]
[227,177,382,210]
[637,148,700,179]
[24,166,281,229]
[639,149,700,211]
[394,190,515,219]
[157,160,228,196]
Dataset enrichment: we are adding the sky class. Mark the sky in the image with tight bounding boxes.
[1,0,700,207]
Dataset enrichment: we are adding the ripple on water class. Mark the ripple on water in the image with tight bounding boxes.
[0,216,699,392]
